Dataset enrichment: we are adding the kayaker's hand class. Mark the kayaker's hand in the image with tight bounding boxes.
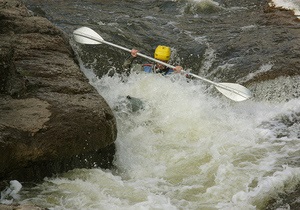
[173,66,183,73]
[131,49,138,57]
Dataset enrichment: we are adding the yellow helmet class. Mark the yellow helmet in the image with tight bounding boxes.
[154,45,171,61]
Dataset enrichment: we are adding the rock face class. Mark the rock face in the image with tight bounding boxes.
[0,0,117,182]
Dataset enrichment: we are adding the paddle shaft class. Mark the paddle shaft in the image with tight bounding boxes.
[101,38,220,85]
[73,28,252,101]
[105,40,249,98]
[74,31,215,83]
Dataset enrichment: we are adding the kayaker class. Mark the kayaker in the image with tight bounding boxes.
[123,45,183,75]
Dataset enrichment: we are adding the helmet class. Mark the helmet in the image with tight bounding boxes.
[154,45,171,61]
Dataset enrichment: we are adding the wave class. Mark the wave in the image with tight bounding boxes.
[270,0,300,19]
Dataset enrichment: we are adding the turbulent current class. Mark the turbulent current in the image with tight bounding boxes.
[5,0,300,209]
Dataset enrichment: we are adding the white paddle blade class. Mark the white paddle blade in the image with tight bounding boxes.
[215,83,252,102]
[73,27,104,45]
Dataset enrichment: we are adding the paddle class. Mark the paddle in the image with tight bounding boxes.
[73,26,252,102]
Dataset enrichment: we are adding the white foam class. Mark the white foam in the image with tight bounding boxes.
[237,63,273,84]
[19,70,300,209]
[189,0,220,7]
[270,0,300,19]
[0,180,22,205]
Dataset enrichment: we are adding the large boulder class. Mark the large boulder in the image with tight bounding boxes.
[0,0,117,182]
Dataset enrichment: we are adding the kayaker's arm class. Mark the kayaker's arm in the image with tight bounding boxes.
[122,49,139,70]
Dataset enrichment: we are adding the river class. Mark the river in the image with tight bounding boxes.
[8,0,300,209]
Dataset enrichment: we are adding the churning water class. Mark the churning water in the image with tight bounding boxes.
[19,69,300,209]
[6,0,300,209]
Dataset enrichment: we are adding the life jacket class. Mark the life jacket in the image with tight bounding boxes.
[142,64,174,75]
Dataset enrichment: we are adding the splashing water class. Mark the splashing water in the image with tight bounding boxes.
[270,0,300,19]
[18,64,300,209]
[0,180,22,205]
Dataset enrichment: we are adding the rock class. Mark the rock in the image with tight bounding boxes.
[0,0,117,182]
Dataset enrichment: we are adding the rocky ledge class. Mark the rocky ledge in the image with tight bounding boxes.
[0,0,117,183]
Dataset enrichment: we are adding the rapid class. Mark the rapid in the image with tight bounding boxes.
[4,0,300,209]
[18,70,300,210]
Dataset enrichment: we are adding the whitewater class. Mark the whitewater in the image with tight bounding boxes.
[270,0,300,19]
[16,64,300,209]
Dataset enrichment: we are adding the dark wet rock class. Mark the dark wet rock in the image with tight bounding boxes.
[0,0,117,184]
[245,1,300,84]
